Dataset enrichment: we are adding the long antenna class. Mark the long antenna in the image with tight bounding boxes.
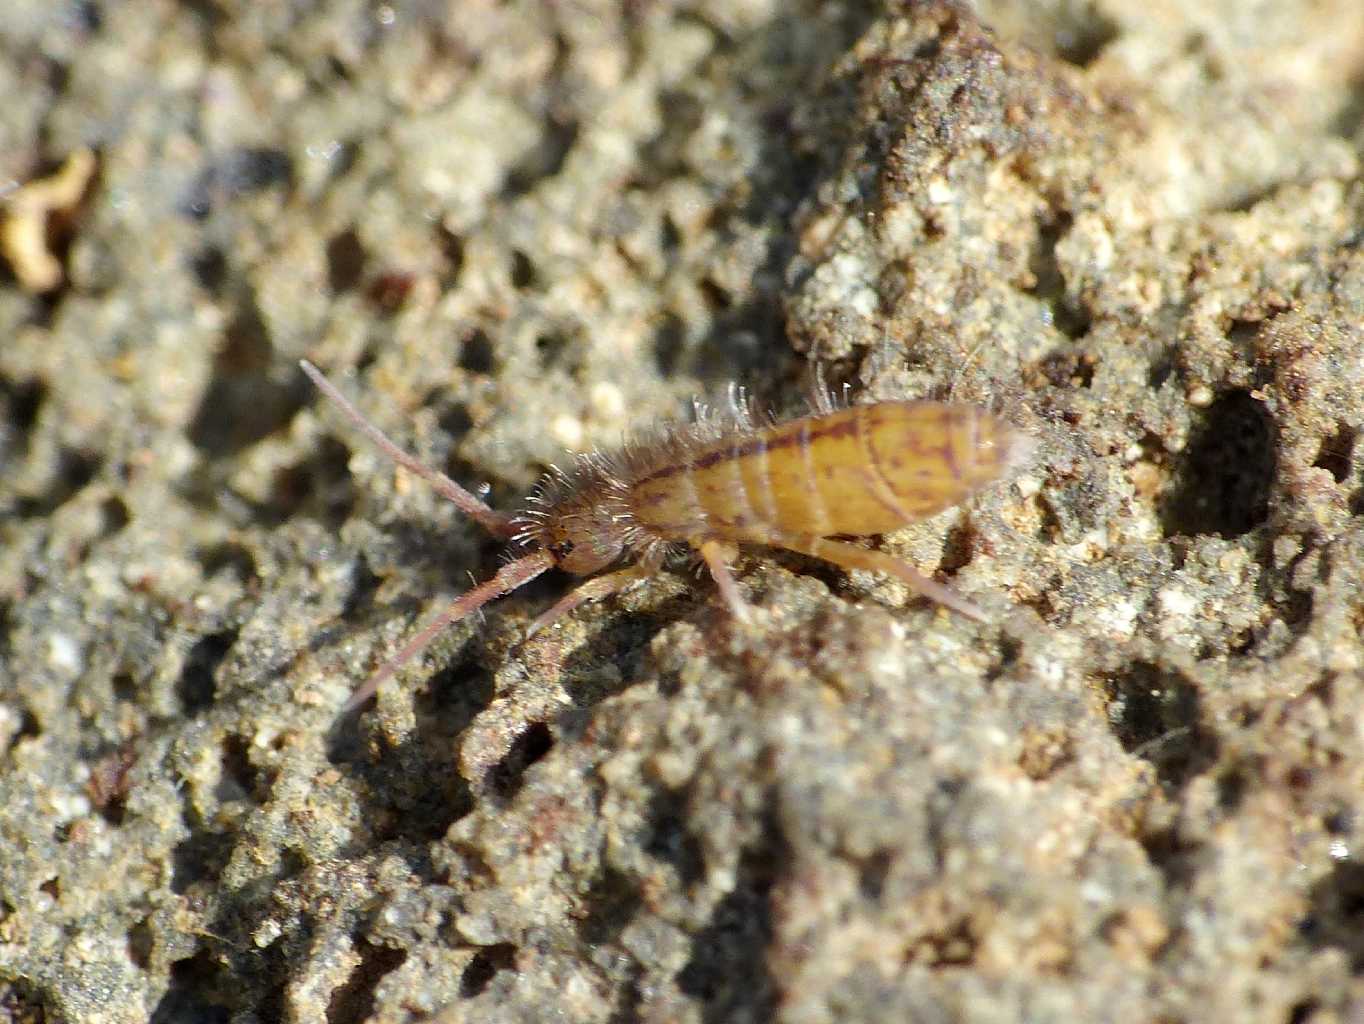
[300,359,514,538]
[342,550,555,711]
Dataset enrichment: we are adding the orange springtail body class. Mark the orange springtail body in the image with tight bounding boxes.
[300,360,1032,710]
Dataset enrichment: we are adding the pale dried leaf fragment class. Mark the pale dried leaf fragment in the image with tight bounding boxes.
[1,147,97,292]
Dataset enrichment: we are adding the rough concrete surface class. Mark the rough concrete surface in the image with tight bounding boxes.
[2,1,1364,1021]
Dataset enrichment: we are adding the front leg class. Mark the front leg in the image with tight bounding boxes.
[524,563,658,636]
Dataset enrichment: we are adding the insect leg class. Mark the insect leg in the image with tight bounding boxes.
[696,539,750,621]
[343,550,555,711]
[525,563,655,636]
[300,359,515,538]
[762,534,988,622]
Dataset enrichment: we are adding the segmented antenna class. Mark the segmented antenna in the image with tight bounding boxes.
[302,359,548,709]
[340,550,554,711]
[299,359,514,538]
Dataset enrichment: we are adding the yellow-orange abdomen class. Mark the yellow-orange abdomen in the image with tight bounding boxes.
[627,402,1025,542]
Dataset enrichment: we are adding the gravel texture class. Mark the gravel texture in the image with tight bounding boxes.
[2,1,1364,1022]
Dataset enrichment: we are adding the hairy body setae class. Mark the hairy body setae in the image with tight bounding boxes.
[300,360,1031,710]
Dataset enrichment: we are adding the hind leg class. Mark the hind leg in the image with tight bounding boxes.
[758,533,987,622]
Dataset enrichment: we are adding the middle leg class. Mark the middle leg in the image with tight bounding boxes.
[696,538,750,621]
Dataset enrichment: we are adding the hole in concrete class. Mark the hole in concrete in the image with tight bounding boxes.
[1160,391,1275,538]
